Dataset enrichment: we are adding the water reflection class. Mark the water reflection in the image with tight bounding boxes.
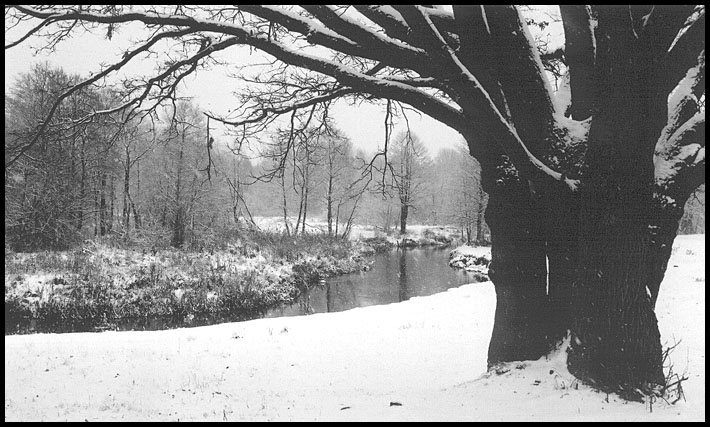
[399,248,409,302]
[264,247,484,319]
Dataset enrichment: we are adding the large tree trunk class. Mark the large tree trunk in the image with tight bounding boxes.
[482,158,555,366]
[566,8,672,396]
[540,187,580,343]
[461,5,701,397]
[570,178,665,397]
[482,130,669,396]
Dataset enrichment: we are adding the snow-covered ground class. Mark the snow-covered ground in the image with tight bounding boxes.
[4,235,704,421]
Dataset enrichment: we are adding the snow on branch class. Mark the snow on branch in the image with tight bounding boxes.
[658,113,706,159]
[385,5,578,190]
[239,5,431,76]
[299,5,427,59]
[483,5,556,130]
[654,112,706,198]
[424,7,457,33]
[663,8,705,94]
[390,5,451,53]
[352,5,412,44]
[662,54,705,143]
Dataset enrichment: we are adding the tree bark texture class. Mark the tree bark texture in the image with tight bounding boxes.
[481,155,554,366]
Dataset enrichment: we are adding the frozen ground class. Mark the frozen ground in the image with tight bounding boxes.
[4,235,704,421]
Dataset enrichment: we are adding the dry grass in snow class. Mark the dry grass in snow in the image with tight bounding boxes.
[4,235,704,421]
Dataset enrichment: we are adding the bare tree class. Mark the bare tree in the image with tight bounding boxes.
[5,5,705,397]
[293,129,318,234]
[427,145,489,242]
[117,119,154,238]
[389,132,429,234]
[321,130,352,236]
[5,63,121,248]
[222,152,256,229]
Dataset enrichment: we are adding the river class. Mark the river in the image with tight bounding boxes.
[264,246,486,318]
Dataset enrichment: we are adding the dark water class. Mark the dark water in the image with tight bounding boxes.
[264,246,485,318]
[6,247,484,334]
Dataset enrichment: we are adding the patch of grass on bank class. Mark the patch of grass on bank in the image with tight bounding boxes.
[360,236,394,253]
[5,231,371,334]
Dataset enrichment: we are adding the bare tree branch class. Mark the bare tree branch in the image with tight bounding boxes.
[4,26,196,168]
[205,87,354,127]
[4,15,56,49]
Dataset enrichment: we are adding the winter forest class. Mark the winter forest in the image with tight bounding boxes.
[4,5,705,422]
[5,70,492,250]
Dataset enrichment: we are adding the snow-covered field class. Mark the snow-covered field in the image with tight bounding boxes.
[4,235,704,421]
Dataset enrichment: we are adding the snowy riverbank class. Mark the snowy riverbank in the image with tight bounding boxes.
[4,235,704,421]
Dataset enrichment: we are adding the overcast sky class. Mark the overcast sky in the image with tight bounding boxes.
[4,6,563,159]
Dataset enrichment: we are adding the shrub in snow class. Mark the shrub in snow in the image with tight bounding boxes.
[449,246,491,276]
[423,228,454,245]
[399,238,419,248]
[361,236,393,253]
[5,231,375,334]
